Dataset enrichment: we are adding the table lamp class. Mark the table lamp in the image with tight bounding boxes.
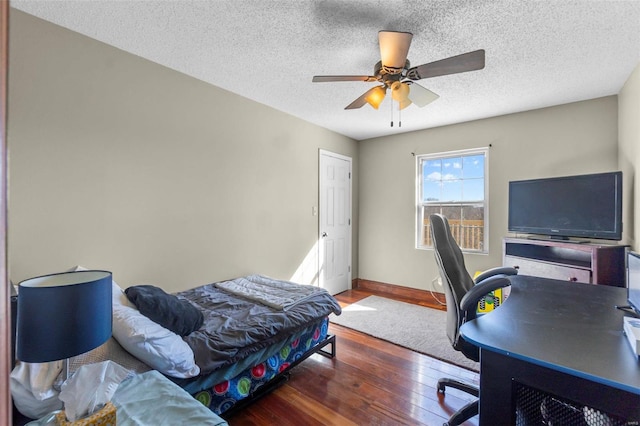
[16,270,112,381]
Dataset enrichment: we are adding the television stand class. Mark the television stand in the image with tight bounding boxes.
[503,237,626,286]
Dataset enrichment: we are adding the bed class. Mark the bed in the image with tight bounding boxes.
[11,272,341,421]
[158,274,341,416]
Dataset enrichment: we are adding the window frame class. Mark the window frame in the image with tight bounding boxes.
[415,147,489,253]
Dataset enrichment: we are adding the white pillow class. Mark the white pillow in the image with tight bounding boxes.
[111,281,200,378]
[70,266,200,378]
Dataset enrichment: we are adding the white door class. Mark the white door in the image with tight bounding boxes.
[319,150,352,295]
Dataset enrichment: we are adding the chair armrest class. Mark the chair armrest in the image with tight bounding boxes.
[460,275,512,314]
[473,266,518,284]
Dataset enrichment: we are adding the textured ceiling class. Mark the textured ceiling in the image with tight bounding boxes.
[10,0,640,141]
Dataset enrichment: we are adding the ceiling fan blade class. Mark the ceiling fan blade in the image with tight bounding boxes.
[406,49,485,80]
[312,75,376,83]
[345,86,385,110]
[406,82,439,107]
[379,30,413,72]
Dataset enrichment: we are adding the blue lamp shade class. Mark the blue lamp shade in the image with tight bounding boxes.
[16,270,113,363]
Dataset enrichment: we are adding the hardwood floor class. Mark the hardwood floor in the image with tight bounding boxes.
[225,289,480,425]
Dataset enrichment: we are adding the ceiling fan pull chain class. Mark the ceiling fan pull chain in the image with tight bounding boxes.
[399,103,402,128]
[390,97,394,127]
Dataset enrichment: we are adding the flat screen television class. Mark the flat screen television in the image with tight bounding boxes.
[629,251,640,316]
[508,171,622,241]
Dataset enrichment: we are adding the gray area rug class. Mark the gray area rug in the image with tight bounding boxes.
[330,295,479,372]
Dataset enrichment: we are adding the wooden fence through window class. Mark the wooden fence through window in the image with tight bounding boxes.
[423,219,484,251]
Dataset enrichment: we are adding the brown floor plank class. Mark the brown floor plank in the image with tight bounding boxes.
[225,288,479,426]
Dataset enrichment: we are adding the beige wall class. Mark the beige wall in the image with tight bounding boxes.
[619,62,640,252]
[359,97,619,290]
[8,10,359,292]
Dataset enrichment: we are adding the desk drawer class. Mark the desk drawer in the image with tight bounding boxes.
[504,256,592,283]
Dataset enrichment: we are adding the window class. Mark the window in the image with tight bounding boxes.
[416,148,488,253]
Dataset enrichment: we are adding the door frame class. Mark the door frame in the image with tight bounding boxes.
[1,1,11,423]
[319,149,352,293]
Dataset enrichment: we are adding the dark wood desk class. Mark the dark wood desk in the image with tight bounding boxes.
[460,275,640,425]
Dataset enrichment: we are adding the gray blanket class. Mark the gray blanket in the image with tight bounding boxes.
[214,274,330,311]
[178,275,341,374]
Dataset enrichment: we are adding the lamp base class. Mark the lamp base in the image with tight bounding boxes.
[52,359,70,392]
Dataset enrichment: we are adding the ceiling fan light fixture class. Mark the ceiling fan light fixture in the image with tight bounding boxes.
[391,81,410,103]
[365,86,386,109]
[398,99,412,110]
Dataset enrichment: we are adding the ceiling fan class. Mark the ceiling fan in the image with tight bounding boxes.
[312,30,485,113]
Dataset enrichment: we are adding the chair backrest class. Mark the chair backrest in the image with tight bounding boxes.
[429,213,479,359]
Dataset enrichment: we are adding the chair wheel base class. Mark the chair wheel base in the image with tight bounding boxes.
[437,377,480,426]
[437,377,479,397]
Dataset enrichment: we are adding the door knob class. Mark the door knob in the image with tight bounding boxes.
[321,232,328,238]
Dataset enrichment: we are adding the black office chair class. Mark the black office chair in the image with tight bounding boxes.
[429,213,517,426]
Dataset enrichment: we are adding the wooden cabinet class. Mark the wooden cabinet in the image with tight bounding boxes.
[503,237,626,287]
